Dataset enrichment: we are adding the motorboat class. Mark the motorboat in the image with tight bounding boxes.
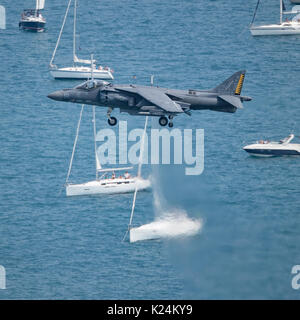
[19,1,46,32]
[243,134,300,156]
[250,0,300,36]
[49,0,113,80]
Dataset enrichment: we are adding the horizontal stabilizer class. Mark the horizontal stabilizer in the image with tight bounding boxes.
[218,95,243,109]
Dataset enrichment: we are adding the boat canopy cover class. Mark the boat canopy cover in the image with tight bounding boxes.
[22,9,42,15]
[292,13,300,21]
[291,5,300,13]
[280,134,294,144]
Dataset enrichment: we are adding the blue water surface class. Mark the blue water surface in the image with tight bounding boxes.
[0,0,300,299]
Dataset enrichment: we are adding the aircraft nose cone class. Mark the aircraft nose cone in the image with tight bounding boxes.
[47,90,65,101]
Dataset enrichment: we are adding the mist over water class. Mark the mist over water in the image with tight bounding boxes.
[130,186,202,242]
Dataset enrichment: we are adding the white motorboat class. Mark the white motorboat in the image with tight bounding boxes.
[65,106,150,196]
[243,134,300,156]
[250,0,300,36]
[49,0,113,80]
[19,1,46,32]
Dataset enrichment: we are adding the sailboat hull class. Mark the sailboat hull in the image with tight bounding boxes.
[50,67,114,80]
[250,24,300,36]
[66,177,151,196]
[19,20,46,32]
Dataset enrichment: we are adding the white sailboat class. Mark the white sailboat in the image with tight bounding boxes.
[250,0,300,36]
[19,0,46,32]
[49,0,113,80]
[65,106,150,196]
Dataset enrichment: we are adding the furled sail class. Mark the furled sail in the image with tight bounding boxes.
[74,54,96,65]
[96,153,102,171]
[36,0,45,10]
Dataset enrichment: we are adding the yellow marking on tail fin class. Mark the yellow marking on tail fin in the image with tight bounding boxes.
[235,73,245,95]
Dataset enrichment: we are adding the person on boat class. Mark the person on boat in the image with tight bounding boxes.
[124,171,130,179]
[112,172,116,179]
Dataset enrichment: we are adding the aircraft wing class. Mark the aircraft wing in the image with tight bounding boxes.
[116,86,184,113]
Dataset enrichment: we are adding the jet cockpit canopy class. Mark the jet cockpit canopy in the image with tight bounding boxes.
[74,80,110,90]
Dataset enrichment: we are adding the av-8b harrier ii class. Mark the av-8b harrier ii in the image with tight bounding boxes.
[48,70,251,127]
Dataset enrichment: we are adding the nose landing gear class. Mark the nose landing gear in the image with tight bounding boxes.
[108,117,117,126]
[107,107,117,126]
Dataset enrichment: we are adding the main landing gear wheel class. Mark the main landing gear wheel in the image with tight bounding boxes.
[108,116,117,126]
[159,116,168,126]
[168,115,174,127]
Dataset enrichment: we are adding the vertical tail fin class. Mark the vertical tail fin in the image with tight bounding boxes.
[213,70,246,95]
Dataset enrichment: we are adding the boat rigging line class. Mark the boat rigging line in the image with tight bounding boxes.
[251,0,260,26]
[65,104,85,186]
[122,116,149,242]
[50,0,72,68]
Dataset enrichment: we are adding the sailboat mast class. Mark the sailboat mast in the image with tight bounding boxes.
[73,0,77,66]
[35,0,38,17]
[91,54,94,78]
[280,0,283,24]
[92,106,98,180]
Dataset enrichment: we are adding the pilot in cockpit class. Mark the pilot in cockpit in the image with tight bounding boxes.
[74,80,110,90]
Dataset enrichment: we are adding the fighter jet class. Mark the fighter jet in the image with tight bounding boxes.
[48,70,251,127]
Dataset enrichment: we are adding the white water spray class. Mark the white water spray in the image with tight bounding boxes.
[130,178,202,242]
